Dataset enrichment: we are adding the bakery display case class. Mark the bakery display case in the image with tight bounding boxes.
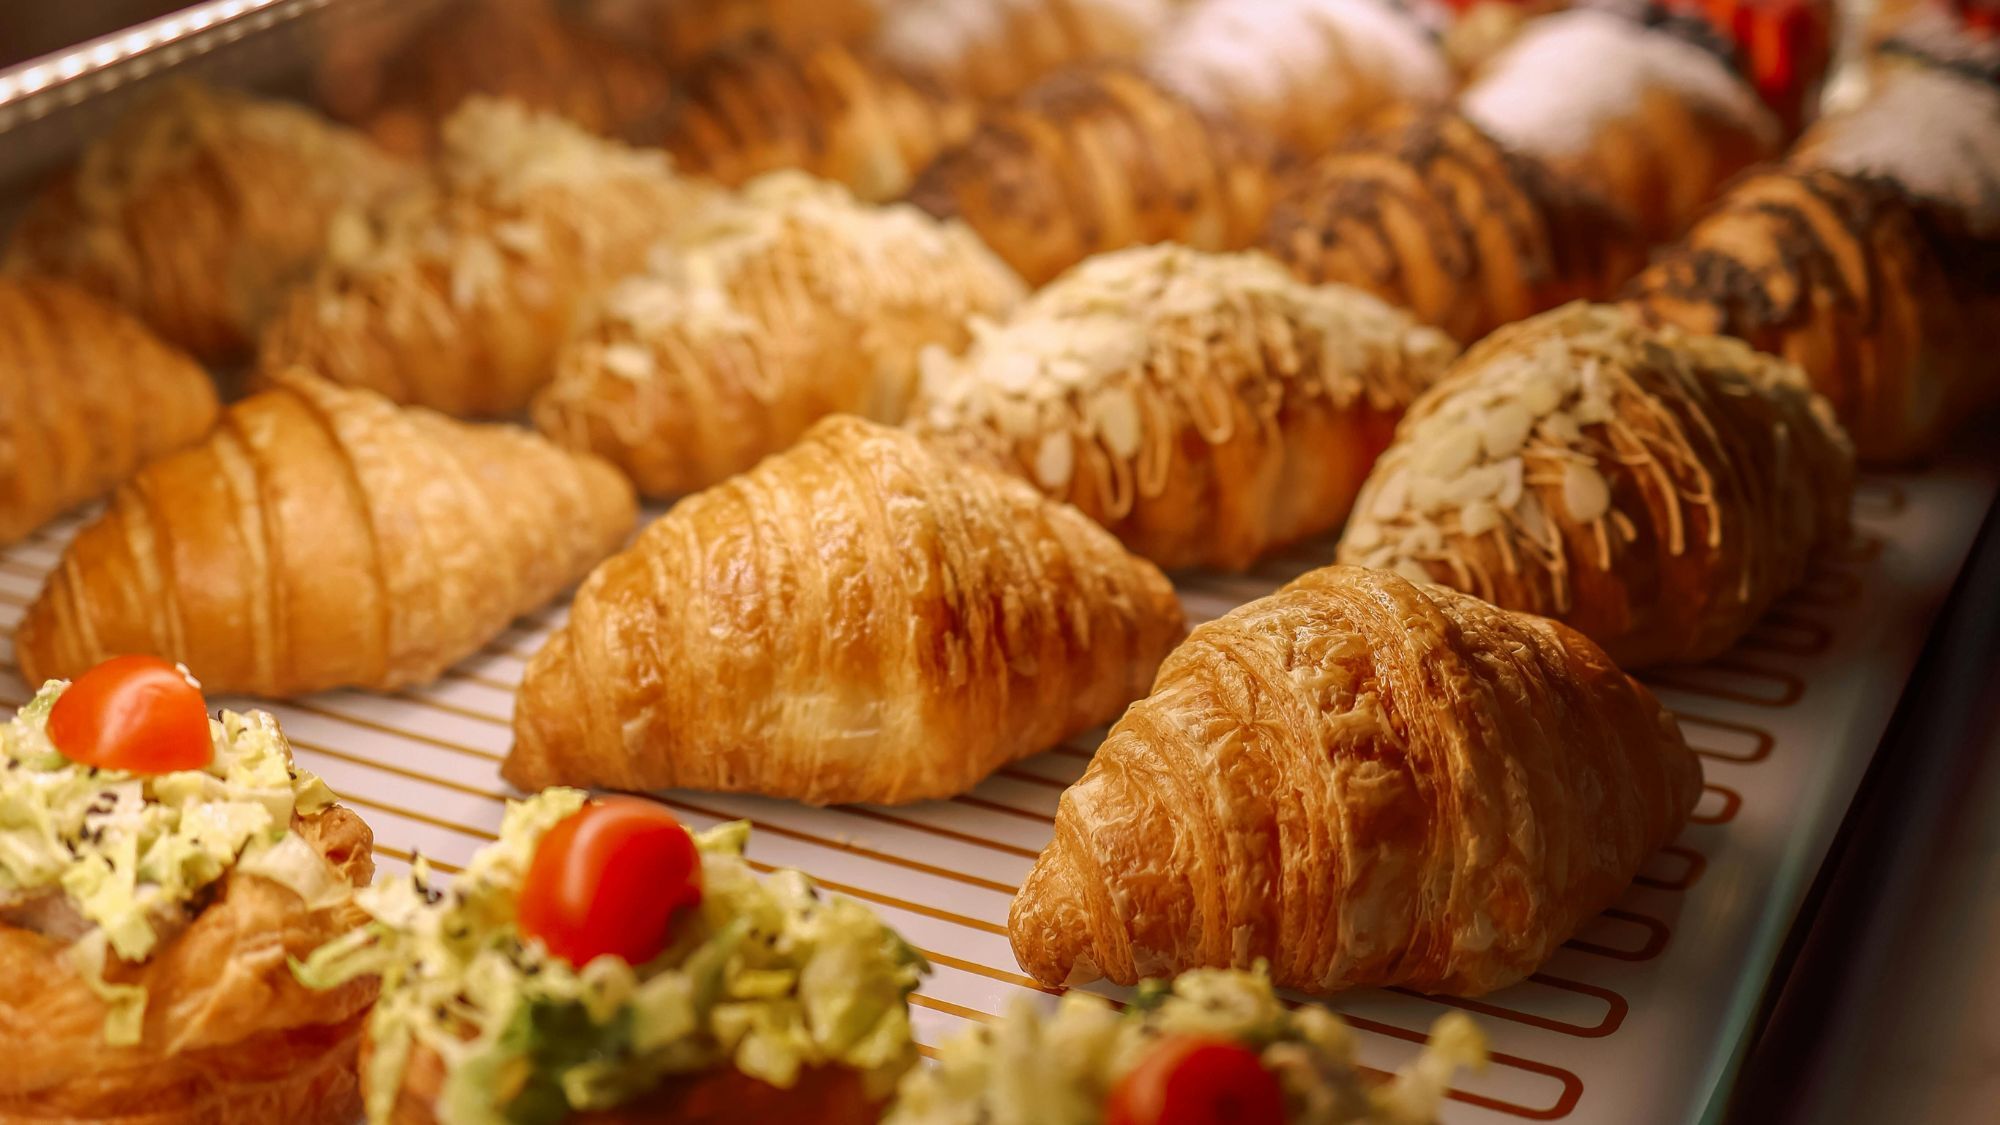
[0,1,1994,1122]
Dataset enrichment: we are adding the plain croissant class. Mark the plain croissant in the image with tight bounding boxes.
[0,278,218,547]
[534,172,1025,497]
[910,243,1460,571]
[874,0,1177,101]
[905,66,1279,285]
[1259,109,1646,344]
[1010,565,1702,995]
[3,82,410,364]
[506,416,1186,806]
[15,373,636,698]
[1336,302,1854,669]
[255,99,718,418]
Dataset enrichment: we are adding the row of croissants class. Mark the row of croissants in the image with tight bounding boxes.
[2,0,1996,1011]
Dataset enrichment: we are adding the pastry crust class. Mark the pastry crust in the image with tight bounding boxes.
[0,278,218,547]
[14,373,636,697]
[911,244,1460,571]
[876,0,1177,101]
[657,35,976,203]
[1336,302,1854,668]
[1011,566,1701,995]
[1259,109,1647,344]
[256,99,718,418]
[651,0,885,65]
[2,83,409,364]
[533,172,1024,497]
[506,415,1186,805]
[904,66,1279,285]
[0,807,378,1123]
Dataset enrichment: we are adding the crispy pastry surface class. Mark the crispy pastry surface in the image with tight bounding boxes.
[651,0,884,64]
[0,807,378,1123]
[911,244,1459,570]
[905,67,1279,285]
[1010,566,1701,995]
[0,278,218,547]
[534,172,1023,497]
[15,374,635,697]
[506,416,1185,805]
[1336,302,1854,668]
[2,83,409,364]
[876,0,1177,101]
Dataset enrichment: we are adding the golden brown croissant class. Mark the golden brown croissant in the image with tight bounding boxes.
[1458,9,1781,242]
[0,278,218,547]
[656,34,976,203]
[2,82,410,365]
[904,66,1279,285]
[1258,109,1646,344]
[533,172,1025,497]
[1142,0,1454,155]
[506,415,1186,805]
[1624,165,2000,464]
[874,0,1176,101]
[1010,565,1702,995]
[255,99,719,418]
[648,0,886,64]
[1336,302,1853,668]
[910,243,1460,571]
[0,807,378,1124]
[14,373,636,698]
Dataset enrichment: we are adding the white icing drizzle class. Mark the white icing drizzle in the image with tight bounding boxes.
[1801,63,2000,234]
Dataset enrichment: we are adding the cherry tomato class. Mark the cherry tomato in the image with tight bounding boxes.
[46,655,213,774]
[1106,1035,1287,1125]
[516,797,703,967]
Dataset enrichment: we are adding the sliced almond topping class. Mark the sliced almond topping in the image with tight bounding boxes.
[1371,467,1411,519]
[1480,400,1534,460]
[1392,557,1436,586]
[1561,461,1612,523]
[1344,518,1384,551]
[1033,430,1075,490]
[1091,385,1145,460]
[1460,499,1501,537]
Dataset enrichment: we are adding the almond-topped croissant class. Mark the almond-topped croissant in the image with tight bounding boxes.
[256,99,719,418]
[506,416,1186,806]
[904,67,1279,285]
[1259,109,1646,344]
[1143,0,1454,155]
[1010,565,1702,995]
[3,82,410,364]
[534,172,1024,497]
[656,35,975,203]
[15,373,636,698]
[875,0,1177,101]
[1335,302,1853,668]
[0,278,218,547]
[910,244,1460,571]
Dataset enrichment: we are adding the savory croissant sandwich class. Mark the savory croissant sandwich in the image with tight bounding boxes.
[3,81,410,364]
[534,171,1025,497]
[1143,0,1455,155]
[1336,302,1854,668]
[506,416,1186,806]
[14,373,635,698]
[1011,566,1702,995]
[0,656,375,1121]
[0,277,218,547]
[910,243,1460,571]
[887,967,1484,1125]
[904,66,1279,285]
[296,788,926,1125]
[257,98,719,418]
[874,0,1177,101]
[656,34,975,203]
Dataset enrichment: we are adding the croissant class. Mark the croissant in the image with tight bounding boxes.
[256,99,719,418]
[505,415,1186,805]
[1143,0,1454,155]
[905,67,1279,285]
[2,82,409,364]
[1258,109,1646,344]
[1010,565,1702,995]
[650,0,885,64]
[1458,8,1782,242]
[656,35,976,203]
[14,373,636,698]
[0,278,218,547]
[910,243,1460,571]
[533,172,1025,497]
[1624,165,2000,464]
[874,0,1177,101]
[1335,302,1853,668]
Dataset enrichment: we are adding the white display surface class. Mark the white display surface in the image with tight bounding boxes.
[0,466,1988,1124]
